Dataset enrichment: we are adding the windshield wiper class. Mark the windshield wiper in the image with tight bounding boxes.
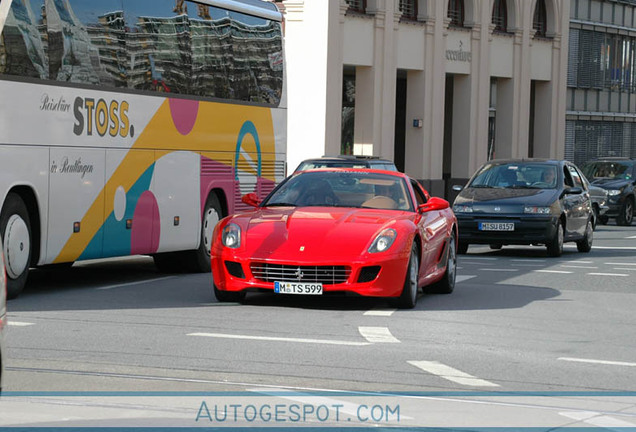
[265,202,297,207]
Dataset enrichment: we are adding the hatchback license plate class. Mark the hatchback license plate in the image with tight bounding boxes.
[479,222,515,231]
[274,282,323,295]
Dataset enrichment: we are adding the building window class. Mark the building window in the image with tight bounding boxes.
[399,0,418,21]
[492,0,507,32]
[448,0,464,27]
[533,0,547,37]
[345,0,366,13]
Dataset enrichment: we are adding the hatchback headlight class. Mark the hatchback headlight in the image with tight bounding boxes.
[453,205,473,213]
[369,229,397,253]
[608,189,621,196]
[524,206,551,214]
[222,223,241,248]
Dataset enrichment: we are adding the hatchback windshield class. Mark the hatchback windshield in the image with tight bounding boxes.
[581,161,634,180]
[263,171,412,210]
[468,163,559,189]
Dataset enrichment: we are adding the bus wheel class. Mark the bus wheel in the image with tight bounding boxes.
[1,193,32,299]
[191,193,223,272]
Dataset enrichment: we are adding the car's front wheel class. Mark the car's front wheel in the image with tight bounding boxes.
[617,197,634,226]
[576,219,593,253]
[214,284,246,303]
[395,243,419,309]
[546,222,564,257]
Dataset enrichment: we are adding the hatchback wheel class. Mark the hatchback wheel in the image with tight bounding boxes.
[576,219,593,253]
[547,222,564,257]
[617,198,634,226]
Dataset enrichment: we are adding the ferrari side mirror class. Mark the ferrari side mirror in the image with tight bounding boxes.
[242,193,261,207]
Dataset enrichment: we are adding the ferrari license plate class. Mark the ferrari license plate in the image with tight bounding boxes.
[274,282,323,295]
[479,222,515,231]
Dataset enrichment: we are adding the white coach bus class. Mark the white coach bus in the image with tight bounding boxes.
[0,0,287,298]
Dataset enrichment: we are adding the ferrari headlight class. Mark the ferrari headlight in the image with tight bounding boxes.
[369,228,397,253]
[608,189,621,196]
[222,223,241,248]
[453,205,473,213]
[524,206,551,214]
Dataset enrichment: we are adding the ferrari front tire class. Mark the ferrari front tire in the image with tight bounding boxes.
[214,284,246,303]
[395,243,419,309]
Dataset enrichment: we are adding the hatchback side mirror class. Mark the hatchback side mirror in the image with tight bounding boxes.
[452,185,464,192]
[242,193,261,207]
[418,197,450,213]
[564,187,583,195]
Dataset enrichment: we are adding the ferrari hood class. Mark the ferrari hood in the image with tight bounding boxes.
[234,207,411,261]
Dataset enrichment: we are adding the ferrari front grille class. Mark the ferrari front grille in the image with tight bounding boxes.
[250,263,351,285]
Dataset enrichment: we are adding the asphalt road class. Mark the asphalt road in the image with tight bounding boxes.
[2,223,636,428]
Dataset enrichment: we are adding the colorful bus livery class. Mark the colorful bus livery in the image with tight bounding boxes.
[0,0,286,299]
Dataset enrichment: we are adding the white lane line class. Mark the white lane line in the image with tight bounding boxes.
[517,264,546,267]
[479,268,518,272]
[560,411,636,429]
[605,262,636,266]
[96,276,176,290]
[8,321,35,327]
[363,309,396,317]
[188,333,370,346]
[627,235,636,239]
[408,361,500,387]
[582,246,636,250]
[560,265,598,269]
[559,357,636,367]
[456,275,476,283]
[358,327,400,344]
[564,260,594,264]
[534,270,573,274]
[587,272,629,277]
[613,268,636,271]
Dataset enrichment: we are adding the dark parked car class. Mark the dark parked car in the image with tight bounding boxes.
[581,158,635,226]
[294,155,398,173]
[452,159,594,257]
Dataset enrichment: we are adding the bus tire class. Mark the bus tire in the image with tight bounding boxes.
[0,193,32,299]
[188,193,223,272]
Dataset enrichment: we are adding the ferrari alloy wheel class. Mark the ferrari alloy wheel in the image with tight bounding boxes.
[617,198,634,226]
[428,232,457,294]
[396,243,419,309]
[576,219,593,253]
[214,284,246,303]
[0,193,32,299]
[547,222,564,257]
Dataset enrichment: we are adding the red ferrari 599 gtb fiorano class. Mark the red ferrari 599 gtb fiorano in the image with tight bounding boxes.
[211,169,458,308]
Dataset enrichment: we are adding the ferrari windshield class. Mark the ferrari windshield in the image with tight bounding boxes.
[468,162,559,190]
[263,171,413,210]
[582,161,634,180]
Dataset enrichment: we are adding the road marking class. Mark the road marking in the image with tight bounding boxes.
[604,262,636,266]
[456,275,476,283]
[577,246,636,250]
[479,268,518,272]
[560,265,598,269]
[363,309,396,317]
[564,260,593,264]
[188,333,371,346]
[559,357,636,367]
[460,257,498,261]
[407,361,500,387]
[8,321,35,327]
[358,327,400,343]
[534,270,573,274]
[96,276,176,290]
[587,272,629,277]
[627,235,636,239]
[560,411,636,428]
[613,268,636,271]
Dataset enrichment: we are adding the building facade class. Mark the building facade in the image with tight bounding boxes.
[283,0,570,198]
[567,0,636,167]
